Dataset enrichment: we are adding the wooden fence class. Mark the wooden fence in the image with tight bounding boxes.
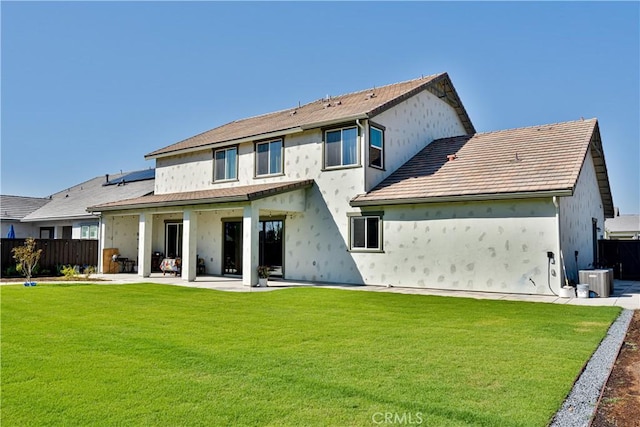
[599,239,640,280]
[1,238,99,276]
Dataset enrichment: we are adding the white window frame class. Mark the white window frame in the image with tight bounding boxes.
[255,139,283,177]
[81,224,98,240]
[348,212,383,252]
[214,146,238,182]
[324,126,359,169]
[369,125,384,169]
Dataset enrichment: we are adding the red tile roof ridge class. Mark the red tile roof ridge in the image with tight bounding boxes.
[473,117,597,137]
[318,72,442,101]
[218,73,443,123]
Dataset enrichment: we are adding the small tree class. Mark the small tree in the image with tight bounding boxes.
[12,238,43,283]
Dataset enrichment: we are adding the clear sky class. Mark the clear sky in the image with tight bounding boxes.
[2,2,639,214]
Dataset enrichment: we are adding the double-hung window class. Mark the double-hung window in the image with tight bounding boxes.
[214,147,238,181]
[369,125,384,169]
[349,213,383,251]
[256,139,283,176]
[325,126,358,168]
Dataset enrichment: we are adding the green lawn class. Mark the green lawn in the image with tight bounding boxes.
[1,284,620,426]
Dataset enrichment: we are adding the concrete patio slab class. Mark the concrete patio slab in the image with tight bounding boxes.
[85,273,640,309]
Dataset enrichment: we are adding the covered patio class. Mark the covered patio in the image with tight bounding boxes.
[88,180,314,287]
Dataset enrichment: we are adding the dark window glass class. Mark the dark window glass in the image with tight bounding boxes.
[366,218,379,249]
[215,147,237,181]
[342,127,358,165]
[352,217,366,248]
[369,126,383,168]
[257,143,269,175]
[326,130,341,167]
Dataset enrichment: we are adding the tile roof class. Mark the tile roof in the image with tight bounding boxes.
[352,118,614,216]
[22,170,155,221]
[145,73,475,159]
[88,180,314,212]
[0,195,50,221]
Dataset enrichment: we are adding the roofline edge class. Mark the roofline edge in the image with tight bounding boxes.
[350,189,574,207]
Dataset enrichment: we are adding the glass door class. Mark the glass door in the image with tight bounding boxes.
[165,222,183,258]
[259,220,283,277]
[223,221,242,275]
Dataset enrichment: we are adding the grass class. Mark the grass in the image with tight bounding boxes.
[1,284,620,426]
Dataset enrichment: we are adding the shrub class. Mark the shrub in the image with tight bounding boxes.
[257,265,270,279]
[11,238,43,283]
[60,265,78,278]
[83,266,96,279]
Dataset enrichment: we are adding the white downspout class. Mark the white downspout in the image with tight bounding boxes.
[356,119,366,190]
[553,196,567,290]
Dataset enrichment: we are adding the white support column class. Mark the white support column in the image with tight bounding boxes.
[182,210,197,282]
[242,204,259,287]
[98,216,106,273]
[138,213,153,278]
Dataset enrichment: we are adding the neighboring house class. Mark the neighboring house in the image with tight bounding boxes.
[605,214,640,240]
[22,169,155,241]
[88,72,614,294]
[0,195,51,238]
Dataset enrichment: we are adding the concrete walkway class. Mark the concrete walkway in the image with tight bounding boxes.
[90,273,640,310]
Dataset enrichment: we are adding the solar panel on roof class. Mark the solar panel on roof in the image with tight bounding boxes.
[104,169,155,186]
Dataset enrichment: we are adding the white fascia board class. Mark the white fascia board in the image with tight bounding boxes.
[145,127,304,160]
[21,214,100,222]
[350,189,574,207]
[299,114,369,131]
[87,195,252,213]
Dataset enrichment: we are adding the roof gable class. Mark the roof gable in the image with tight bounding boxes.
[145,73,475,159]
[352,118,614,216]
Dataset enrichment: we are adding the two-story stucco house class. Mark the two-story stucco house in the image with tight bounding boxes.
[89,72,614,294]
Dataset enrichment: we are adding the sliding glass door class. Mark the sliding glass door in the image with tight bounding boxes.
[165,222,183,258]
[221,219,284,277]
[259,220,283,277]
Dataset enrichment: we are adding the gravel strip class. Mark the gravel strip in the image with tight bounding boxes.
[550,309,634,427]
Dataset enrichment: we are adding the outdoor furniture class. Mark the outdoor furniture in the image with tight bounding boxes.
[151,252,164,272]
[160,258,181,276]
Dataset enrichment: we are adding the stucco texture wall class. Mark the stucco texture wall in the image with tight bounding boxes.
[101,214,139,260]
[155,150,215,194]
[365,91,466,191]
[559,150,605,282]
[349,199,562,294]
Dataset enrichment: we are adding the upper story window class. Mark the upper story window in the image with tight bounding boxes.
[256,139,283,177]
[369,125,384,169]
[349,213,383,252]
[325,126,358,168]
[214,147,238,181]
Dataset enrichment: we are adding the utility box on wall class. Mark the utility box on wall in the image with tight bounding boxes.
[578,269,612,298]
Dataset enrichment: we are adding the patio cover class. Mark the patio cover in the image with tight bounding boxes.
[87,180,314,212]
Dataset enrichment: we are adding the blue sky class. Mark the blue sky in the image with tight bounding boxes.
[2,2,639,214]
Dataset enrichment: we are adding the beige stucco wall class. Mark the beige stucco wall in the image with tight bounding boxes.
[347,199,562,294]
[154,151,214,194]
[101,214,139,261]
[365,90,467,191]
[147,89,466,283]
[559,150,605,282]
